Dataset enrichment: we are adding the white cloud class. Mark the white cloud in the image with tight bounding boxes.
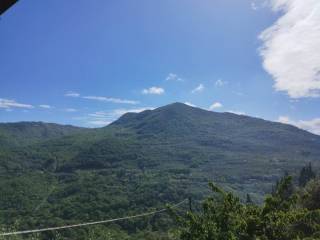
[215,79,227,87]
[251,0,269,10]
[89,108,153,119]
[83,96,139,104]
[142,87,165,95]
[278,116,291,124]
[184,102,197,107]
[88,111,110,118]
[87,107,154,127]
[191,84,204,94]
[65,91,139,104]
[65,91,80,97]
[87,120,112,126]
[259,0,320,98]
[113,107,155,116]
[278,116,320,135]
[166,73,184,82]
[39,104,52,109]
[209,102,223,110]
[0,98,34,109]
[64,108,77,112]
[227,110,246,115]
[251,1,258,10]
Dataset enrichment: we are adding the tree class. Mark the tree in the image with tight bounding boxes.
[170,176,320,240]
[299,162,316,187]
[300,179,320,210]
[245,194,253,205]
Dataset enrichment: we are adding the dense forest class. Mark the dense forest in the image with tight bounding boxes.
[170,164,320,240]
[1,103,320,239]
[1,164,320,239]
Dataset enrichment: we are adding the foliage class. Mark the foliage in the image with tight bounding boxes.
[171,176,320,240]
[299,162,316,187]
[1,103,320,239]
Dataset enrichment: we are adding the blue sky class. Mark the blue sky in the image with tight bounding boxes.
[0,0,319,134]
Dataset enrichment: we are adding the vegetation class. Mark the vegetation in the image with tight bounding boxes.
[2,164,320,239]
[170,168,320,240]
[1,103,320,239]
[299,162,316,187]
[0,122,84,148]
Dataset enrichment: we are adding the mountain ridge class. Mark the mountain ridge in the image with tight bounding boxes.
[2,102,317,137]
[1,103,318,138]
[0,121,85,147]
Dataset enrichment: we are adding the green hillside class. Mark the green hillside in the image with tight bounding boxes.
[0,103,319,239]
[0,122,84,147]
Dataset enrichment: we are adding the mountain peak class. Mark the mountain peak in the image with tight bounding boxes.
[111,101,320,142]
[153,102,200,113]
[110,102,237,136]
[163,102,191,108]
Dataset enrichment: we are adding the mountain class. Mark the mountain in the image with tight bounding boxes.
[113,102,319,150]
[0,103,319,239]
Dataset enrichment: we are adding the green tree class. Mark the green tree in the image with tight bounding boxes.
[170,176,320,240]
[245,194,253,205]
[299,162,316,187]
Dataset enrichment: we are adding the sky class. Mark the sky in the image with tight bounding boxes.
[0,0,320,134]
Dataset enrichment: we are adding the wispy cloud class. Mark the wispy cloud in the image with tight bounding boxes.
[191,84,204,94]
[64,108,77,112]
[233,91,245,97]
[142,87,165,95]
[0,98,34,109]
[65,91,139,105]
[165,73,184,82]
[215,79,227,87]
[184,102,197,107]
[259,0,320,98]
[250,0,269,11]
[112,107,155,116]
[83,96,139,104]
[87,120,112,126]
[65,91,80,97]
[87,107,154,126]
[251,1,258,10]
[209,102,223,110]
[227,110,246,115]
[39,104,52,109]
[278,116,320,135]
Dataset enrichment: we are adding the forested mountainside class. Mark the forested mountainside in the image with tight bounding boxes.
[1,102,320,239]
[0,122,84,147]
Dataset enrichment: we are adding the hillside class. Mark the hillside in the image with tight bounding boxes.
[113,102,319,152]
[0,121,84,147]
[0,103,320,239]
